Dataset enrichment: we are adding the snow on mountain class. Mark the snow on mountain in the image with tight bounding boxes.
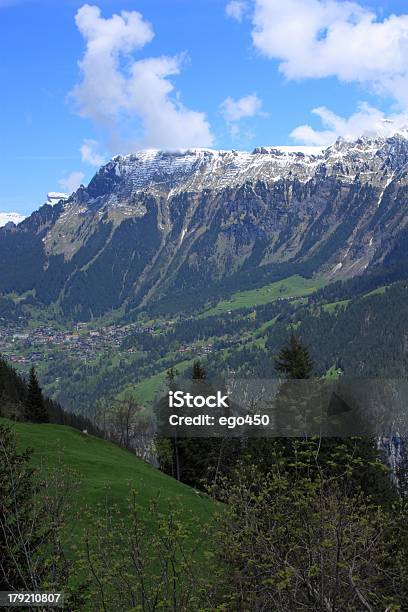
[0,212,26,227]
[4,132,408,319]
[46,192,68,206]
[105,145,326,196]
[44,132,408,261]
[0,193,69,229]
[97,133,408,198]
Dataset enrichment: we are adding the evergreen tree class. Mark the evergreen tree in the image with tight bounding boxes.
[192,360,206,380]
[24,367,48,423]
[155,368,182,480]
[0,425,69,591]
[273,334,314,437]
[167,368,181,481]
[275,333,313,379]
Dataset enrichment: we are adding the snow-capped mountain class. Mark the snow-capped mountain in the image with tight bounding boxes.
[0,212,26,227]
[95,134,408,194]
[0,192,68,228]
[46,192,68,206]
[1,133,408,320]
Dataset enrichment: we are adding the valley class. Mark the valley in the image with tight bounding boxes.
[1,269,406,418]
[3,2,408,607]
[2,135,408,417]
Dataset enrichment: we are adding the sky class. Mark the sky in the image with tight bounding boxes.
[1,0,408,215]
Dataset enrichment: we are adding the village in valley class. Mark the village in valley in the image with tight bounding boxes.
[0,317,218,370]
[0,320,170,366]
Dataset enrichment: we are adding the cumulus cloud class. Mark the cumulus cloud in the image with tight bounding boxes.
[291,104,408,146]
[71,4,213,151]
[220,93,263,122]
[226,1,248,22]
[59,171,85,194]
[230,1,408,143]
[251,0,408,106]
[220,93,265,136]
[80,139,106,166]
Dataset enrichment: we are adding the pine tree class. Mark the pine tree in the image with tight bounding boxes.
[155,368,181,480]
[166,367,180,481]
[275,333,313,379]
[0,425,69,591]
[192,360,206,380]
[273,334,314,437]
[24,367,48,423]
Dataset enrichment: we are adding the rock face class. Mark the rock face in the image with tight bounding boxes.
[1,134,408,319]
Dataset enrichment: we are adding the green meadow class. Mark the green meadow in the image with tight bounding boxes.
[202,275,326,317]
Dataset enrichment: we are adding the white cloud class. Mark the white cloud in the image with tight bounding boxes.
[220,93,265,136]
[230,1,408,143]
[220,93,263,122]
[72,4,213,151]
[80,139,106,166]
[59,171,85,194]
[291,103,408,146]
[126,55,213,149]
[0,212,26,227]
[226,1,248,22]
[251,0,408,107]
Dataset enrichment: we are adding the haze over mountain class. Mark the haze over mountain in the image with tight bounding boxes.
[1,133,408,320]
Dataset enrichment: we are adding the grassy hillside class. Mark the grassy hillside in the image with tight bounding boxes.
[1,419,215,528]
[116,359,193,405]
[202,275,326,317]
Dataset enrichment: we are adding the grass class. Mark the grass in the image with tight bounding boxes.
[322,299,350,313]
[1,419,215,530]
[202,275,326,317]
[321,286,388,314]
[324,364,343,379]
[257,316,279,334]
[117,359,193,405]
[363,286,387,298]
[1,418,218,594]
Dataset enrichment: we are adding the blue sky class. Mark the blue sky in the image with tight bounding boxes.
[1,0,408,215]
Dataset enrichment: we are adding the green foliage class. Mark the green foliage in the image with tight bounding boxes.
[78,494,214,611]
[267,282,408,378]
[191,360,207,380]
[211,438,408,611]
[0,424,71,594]
[0,355,27,419]
[2,422,407,609]
[155,363,240,490]
[0,355,104,436]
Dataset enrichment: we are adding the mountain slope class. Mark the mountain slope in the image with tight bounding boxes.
[2,134,408,320]
[1,418,214,525]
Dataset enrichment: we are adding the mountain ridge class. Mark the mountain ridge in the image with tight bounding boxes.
[2,133,408,320]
